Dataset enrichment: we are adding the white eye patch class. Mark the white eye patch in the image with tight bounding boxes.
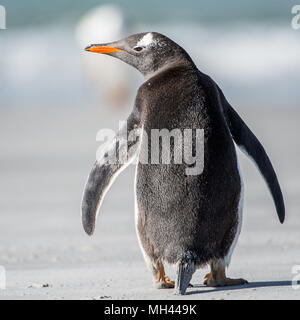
[136,33,155,47]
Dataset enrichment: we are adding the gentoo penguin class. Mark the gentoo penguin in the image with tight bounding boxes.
[82,32,285,295]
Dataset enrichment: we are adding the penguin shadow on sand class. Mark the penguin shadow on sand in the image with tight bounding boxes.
[185,280,296,295]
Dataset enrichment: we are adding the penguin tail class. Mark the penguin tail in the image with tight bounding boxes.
[175,251,196,295]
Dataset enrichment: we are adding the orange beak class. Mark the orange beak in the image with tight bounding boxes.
[85,45,123,54]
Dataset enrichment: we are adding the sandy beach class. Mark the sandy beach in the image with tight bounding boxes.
[0,106,299,300]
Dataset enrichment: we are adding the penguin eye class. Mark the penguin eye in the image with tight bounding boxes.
[133,46,144,52]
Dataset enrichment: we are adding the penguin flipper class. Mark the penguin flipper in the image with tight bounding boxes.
[81,109,141,235]
[218,89,285,223]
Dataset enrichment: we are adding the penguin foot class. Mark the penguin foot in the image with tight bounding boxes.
[153,261,175,289]
[204,272,248,287]
[155,276,175,289]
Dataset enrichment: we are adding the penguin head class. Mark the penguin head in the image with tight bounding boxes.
[85,32,193,78]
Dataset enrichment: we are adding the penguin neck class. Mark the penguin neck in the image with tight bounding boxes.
[143,59,196,82]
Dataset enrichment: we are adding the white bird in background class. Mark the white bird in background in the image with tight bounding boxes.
[76,4,136,109]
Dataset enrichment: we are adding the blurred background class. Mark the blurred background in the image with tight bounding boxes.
[1,0,300,108]
[0,1,299,299]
